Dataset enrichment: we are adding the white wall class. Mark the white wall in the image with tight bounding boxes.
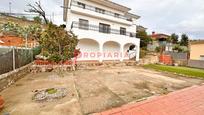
[73,28,140,61]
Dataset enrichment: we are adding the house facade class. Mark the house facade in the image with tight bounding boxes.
[147,32,172,52]
[63,0,140,62]
[190,40,204,60]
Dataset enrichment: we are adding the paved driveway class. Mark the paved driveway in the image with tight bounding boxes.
[0,65,203,115]
[96,85,204,115]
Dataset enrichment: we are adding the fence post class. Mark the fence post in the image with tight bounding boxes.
[31,48,33,62]
[12,46,16,71]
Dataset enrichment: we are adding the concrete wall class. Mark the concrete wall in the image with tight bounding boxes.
[188,60,204,69]
[190,43,204,60]
[73,28,140,61]
[0,64,31,91]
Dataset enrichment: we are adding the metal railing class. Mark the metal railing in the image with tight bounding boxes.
[71,22,137,38]
[71,0,132,22]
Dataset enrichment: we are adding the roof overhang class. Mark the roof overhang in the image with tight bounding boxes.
[89,0,131,12]
[126,13,140,19]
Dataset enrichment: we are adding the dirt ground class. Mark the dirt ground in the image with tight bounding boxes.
[0,65,204,115]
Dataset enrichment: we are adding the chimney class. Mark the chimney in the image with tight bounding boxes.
[152,31,155,35]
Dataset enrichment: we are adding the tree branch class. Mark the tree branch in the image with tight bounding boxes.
[25,1,48,24]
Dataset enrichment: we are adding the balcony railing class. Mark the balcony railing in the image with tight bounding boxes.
[71,22,137,38]
[71,0,132,22]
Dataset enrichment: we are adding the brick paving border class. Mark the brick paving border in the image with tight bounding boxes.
[95,85,204,115]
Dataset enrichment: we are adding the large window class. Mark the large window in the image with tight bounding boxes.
[99,23,110,33]
[95,8,105,14]
[120,27,126,35]
[77,2,85,9]
[79,19,89,30]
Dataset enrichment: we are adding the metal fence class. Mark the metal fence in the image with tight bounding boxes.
[164,51,188,60]
[0,46,33,75]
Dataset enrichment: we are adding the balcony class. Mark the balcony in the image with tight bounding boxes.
[71,1,133,25]
[71,22,137,38]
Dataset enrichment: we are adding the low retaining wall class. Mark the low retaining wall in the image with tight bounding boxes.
[30,65,75,73]
[139,53,159,65]
[188,60,204,69]
[0,63,32,92]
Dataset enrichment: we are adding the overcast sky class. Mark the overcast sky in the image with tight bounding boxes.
[0,0,204,39]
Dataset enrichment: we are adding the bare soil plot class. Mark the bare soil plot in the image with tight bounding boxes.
[0,65,203,115]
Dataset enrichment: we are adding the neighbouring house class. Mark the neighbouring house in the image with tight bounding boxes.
[147,32,172,52]
[190,40,204,60]
[63,0,141,62]
[188,40,204,69]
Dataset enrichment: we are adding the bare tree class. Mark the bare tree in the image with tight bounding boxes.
[26,1,48,24]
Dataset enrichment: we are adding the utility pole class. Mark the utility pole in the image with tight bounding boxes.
[52,12,54,22]
[9,2,12,14]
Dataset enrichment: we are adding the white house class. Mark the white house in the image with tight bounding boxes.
[63,0,141,62]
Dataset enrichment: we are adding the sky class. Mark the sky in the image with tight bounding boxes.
[0,0,204,39]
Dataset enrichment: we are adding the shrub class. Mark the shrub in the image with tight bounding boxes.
[32,46,42,58]
[1,22,21,36]
[48,54,62,63]
[173,45,184,52]
[155,47,161,53]
[39,23,78,62]
[140,49,147,58]
[1,22,42,41]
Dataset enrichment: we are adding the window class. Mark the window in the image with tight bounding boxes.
[79,19,89,30]
[127,18,133,22]
[99,23,110,33]
[120,27,126,35]
[130,33,136,37]
[95,8,105,14]
[200,55,204,60]
[114,13,120,18]
[77,2,85,9]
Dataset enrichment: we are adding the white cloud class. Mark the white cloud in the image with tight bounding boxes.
[113,0,204,39]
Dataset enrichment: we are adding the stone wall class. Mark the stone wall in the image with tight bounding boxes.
[139,53,159,65]
[0,63,32,92]
[188,60,204,69]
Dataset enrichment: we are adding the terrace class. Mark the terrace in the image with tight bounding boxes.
[1,65,203,115]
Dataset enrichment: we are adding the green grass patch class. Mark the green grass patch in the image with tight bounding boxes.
[46,88,57,94]
[144,64,204,78]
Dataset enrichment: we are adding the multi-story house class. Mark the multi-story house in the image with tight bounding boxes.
[63,0,140,62]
